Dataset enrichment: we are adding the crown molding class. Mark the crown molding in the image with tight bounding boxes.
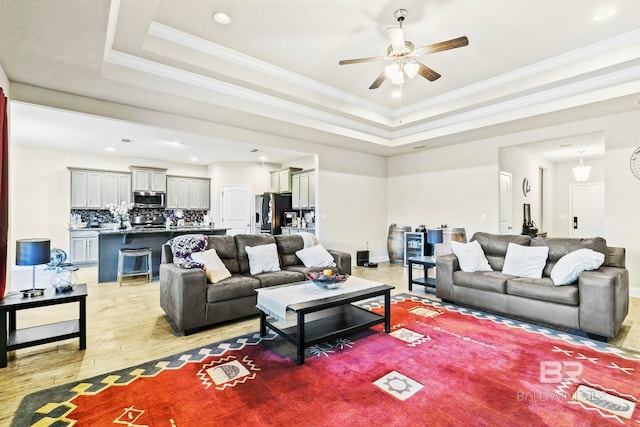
[147,21,394,118]
[102,49,393,145]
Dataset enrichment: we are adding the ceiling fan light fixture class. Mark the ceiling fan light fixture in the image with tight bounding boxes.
[384,63,402,80]
[387,27,405,52]
[391,74,405,85]
[404,61,419,79]
[573,158,591,182]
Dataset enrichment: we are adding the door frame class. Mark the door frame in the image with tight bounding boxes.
[499,171,513,234]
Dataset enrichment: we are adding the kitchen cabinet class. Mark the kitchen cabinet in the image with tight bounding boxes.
[70,168,132,209]
[69,230,99,264]
[70,170,103,209]
[166,176,210,210]
[269,167,301,193]
[103,172,132,207]
[292,169,315,209]
[131,167,167,192]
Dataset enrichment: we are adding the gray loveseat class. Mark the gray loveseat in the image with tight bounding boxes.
[160,233,351,334]
[436,232,629,339]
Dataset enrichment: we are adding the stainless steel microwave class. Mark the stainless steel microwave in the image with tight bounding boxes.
[133,191,165,208]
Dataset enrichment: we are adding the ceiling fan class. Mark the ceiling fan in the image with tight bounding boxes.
[338,9,469,89]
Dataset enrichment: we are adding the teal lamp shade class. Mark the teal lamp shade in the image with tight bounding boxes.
[427,229,443,245]
[16,238,51,266]
[16,238,51,297]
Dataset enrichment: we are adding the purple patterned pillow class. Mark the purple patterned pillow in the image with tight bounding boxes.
[169,234,208,269]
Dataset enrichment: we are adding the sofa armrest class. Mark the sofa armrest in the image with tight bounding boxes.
[159,263,208,334]
[606,246,625,268]
[436,254,459,301]
[327,250,352,275]
[579,266,629,337]
[161,244,173,264]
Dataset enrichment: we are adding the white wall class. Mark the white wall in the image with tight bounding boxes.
[317,147,387,262]
[387,139,500,241]
[1,62,10,294]
[0,63,8,92]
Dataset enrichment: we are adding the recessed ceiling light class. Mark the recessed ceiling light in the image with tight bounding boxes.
[170,140,185,147]
[212,11,232,25]
[259,156,267,161]
[391,89,402,98]
[106,147,115,152]
[190,157,199,162]
[593,8,615,21]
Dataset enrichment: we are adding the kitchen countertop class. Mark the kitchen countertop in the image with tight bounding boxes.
[98,226,229,235]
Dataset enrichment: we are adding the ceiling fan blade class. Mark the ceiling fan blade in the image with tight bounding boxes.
[417,63,441,81]
[416,36,469,55]
[369,72,386,89]
[387,27,405,52]
[339,56,386,65]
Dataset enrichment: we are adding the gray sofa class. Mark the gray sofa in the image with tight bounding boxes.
[159,233,351,334]
[436,232,629,339]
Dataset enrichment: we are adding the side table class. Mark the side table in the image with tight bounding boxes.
[0,283,87,368]
[407,256,436,291]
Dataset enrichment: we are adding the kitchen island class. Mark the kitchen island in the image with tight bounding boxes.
[98,227,228,283]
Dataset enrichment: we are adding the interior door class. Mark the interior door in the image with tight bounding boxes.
[499,171,513,234]
[221,184,252,235]
[571,183,605,238]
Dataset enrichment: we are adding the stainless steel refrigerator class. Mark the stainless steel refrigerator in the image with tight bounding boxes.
[255,193,292,235]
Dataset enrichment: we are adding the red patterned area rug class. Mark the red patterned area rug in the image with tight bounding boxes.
[12,294,640,426]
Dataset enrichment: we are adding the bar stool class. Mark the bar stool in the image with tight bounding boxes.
[117,247,152,285]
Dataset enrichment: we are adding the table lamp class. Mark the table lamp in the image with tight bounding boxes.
[427,229,443,257]
[16,238,51,297]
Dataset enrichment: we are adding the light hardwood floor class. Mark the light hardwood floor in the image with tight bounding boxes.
[1,262,638,425]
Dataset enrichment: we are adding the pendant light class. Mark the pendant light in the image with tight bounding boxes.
[572,158,591,182]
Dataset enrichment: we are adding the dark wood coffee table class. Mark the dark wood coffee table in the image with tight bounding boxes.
[258,281,394,365]
[0,284,87,368]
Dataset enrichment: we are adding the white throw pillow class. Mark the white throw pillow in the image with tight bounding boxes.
[190,248,232,284]
[551,248,605,286]
[450,240,492,272]
[502,243,549,279]
[295,244,337,268]
[245,243,281,275]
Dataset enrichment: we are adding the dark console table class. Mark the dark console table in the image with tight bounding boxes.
[0,284,87,368]
[407,256,436,291]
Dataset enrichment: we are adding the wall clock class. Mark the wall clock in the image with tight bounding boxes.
[631,146,640,180]
[522,178,531,196]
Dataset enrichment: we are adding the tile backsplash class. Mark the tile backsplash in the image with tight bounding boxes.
[71,208,208,224]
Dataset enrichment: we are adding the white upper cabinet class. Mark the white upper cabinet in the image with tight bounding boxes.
[291,169,315,209]
[166,176,210,210]
[70,169,103,209]
[70,168,131,209]
[269,167,302,193]
[103,172,132,207]
[131,167,166,192]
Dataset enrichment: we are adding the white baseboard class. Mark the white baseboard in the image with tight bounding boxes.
[630,287,640,298]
